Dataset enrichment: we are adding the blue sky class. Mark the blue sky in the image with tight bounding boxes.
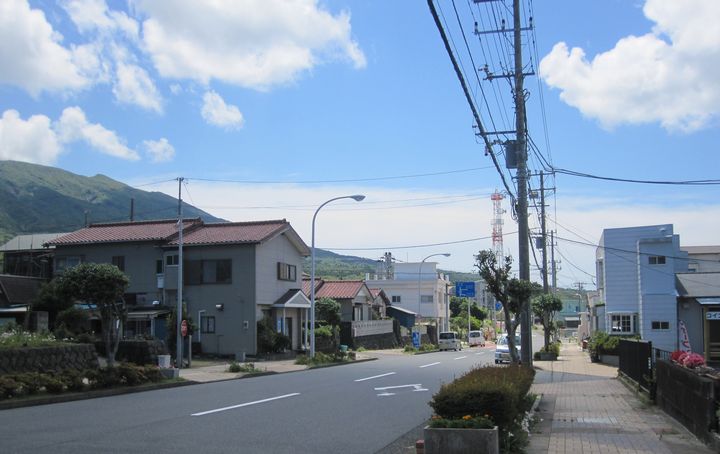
[1,0,719,289]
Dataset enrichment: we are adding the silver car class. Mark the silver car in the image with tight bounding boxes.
[494,334,521,363]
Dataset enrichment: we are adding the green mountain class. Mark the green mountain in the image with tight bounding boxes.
[0,160,223,242]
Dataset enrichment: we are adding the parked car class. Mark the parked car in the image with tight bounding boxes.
[438,331,462,351]
[494,334,521,363]
[468,330,485,347]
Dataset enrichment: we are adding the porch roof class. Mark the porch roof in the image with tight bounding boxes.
[126,309,171,319]
[273,289,310,308]
[676,272,720,298]
[387,305,416,315]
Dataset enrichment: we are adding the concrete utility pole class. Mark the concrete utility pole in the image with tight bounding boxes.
[540,172,549,293]
[176,177,184,368]
[513,0,532,366]
[550,230,557,293]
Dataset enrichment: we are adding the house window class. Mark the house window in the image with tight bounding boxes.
[156,259,163,274]
[277,262,297,281]
[611,314,634,333]
[55,256,82,272]
[111,256,125,272]
[651,321,670,330]
[201,316,216,334]
[648,255,666,265]
[391,295,401,303]
[420,295,433,303]
[166,254,179,266]
[185,259,232,285]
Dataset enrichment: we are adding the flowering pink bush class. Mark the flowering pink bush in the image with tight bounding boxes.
[681,353,705,369]
[670,350,686,363]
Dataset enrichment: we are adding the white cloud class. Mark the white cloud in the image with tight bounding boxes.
[56,106,139,160]
[201,91,244,129]
[61,0,139,40]
[143,138,175,163]
[134,0,366,89]
[113,63,163,112]
[0,0,89,95]
[0,110,62,164]
[539,0,720,132]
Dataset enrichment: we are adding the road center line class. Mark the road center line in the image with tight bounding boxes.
[454,356,468,360]
[419,362,441,368]
[354,372,396,382]
[191,393,300,416]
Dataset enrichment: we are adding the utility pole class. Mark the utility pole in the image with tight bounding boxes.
[176,177,184,369]
[513,0,531,366]
[550,230,557,293]
[540,172,548,294]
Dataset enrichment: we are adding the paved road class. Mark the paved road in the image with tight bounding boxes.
[1,346,497,454]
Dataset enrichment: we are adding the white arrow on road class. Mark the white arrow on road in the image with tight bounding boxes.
[374,384,428,396]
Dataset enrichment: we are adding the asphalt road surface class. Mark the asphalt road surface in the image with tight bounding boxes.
[0,335,540,454]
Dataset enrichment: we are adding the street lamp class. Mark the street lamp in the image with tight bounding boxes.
[310,194,365,357]
[418,253,450,331]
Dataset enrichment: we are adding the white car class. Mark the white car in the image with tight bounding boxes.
[494,334,521,363]
[468,330,485,347]
[438,331,462,351]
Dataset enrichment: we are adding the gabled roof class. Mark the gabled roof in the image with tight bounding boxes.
[370,288,390,304]
[168,220,289,246]
[315,280,370,301]
[46,219,202,246]
[273,289,311,308]
[0,233,70,252]
[0,275,46,307]
[302,278,322,296]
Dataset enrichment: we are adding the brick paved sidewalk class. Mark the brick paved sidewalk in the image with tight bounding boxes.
[527,344,713,454]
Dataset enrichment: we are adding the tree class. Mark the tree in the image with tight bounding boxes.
[55,263,129,366]
[475,250,533,364]
[315,297,341,348]
[32,280,74,329]
[532,293,563,349]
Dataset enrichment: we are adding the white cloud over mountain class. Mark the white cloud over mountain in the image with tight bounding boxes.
[539,0,720,132]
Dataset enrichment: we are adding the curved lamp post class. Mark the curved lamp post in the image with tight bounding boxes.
[418,253,450,331]
[310,194,365,357]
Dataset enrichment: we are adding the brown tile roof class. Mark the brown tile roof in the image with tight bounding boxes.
[168,220,289,246]
[302,278,323,297]
[46,219,202,246]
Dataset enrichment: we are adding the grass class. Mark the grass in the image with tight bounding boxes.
[0,328,66,349]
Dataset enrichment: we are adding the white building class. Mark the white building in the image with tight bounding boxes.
[366,262,452,329]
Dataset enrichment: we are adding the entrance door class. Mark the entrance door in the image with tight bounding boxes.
[285,317,293,349]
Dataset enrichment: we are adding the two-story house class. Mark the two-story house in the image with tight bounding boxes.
[47,218,310,357]
[596,224,688,352]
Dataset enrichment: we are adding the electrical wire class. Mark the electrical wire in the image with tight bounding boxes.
[325,230,518,251]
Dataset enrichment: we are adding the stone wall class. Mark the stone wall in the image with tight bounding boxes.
[352,332,398,350]
[0,344,99,375]
[94,340,168,365]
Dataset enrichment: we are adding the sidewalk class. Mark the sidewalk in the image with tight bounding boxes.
[178,359,309,383]
[528,344,713,454]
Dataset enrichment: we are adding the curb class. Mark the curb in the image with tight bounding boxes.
[0,379,193,411]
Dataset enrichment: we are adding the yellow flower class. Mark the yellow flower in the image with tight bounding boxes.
[462,415,472,421]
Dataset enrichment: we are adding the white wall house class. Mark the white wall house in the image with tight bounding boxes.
[366,262,452,329]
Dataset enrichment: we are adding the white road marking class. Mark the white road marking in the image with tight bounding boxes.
[454,356,468,360]
[354,372,396,382]
[374,384,428,396]
[419,362,440,368]
[191,393,300,416]
[475,353,484,356]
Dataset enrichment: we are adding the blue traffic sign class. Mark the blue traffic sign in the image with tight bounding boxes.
[495,302,502,311]
[455,281,476,298]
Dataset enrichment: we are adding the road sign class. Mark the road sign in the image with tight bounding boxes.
[455,281,476,298]
[412,331,421,349]
[495,302,502,311]
[181,319,188,337]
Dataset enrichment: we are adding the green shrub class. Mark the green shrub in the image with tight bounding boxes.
[588,331,627,355]
[0,376,20,398]
[429,415,494,429]
[142,365,164,383]
[117,363,147,386]
[87,367,123,389]
[60,369,86,392]
[44,378,65,394]
[429,365,535,429]
[17,372,47,395]
[228,362,257,373]
[314,325,334,339]
[295,352,341,367]
[75,332,95,344]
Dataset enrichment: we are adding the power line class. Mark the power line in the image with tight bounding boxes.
[325,230,518,251]
[553,168,720,185]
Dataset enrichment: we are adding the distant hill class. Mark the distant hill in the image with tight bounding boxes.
[0,160,223,242]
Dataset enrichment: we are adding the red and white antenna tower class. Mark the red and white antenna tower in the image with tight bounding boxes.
[491,191,505,261]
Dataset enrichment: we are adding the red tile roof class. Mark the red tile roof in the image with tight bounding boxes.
[47,219,202,246]
[168,220,288,246]
[316,280,366,300]
[302,278,322,296]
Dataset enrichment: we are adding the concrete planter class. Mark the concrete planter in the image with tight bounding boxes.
[423,426,499,454]
[599,354,619,367]
[537,352,558,361]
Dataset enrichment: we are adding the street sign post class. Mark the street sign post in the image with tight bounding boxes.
[455,281,476,298]
[412,331,421,349]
